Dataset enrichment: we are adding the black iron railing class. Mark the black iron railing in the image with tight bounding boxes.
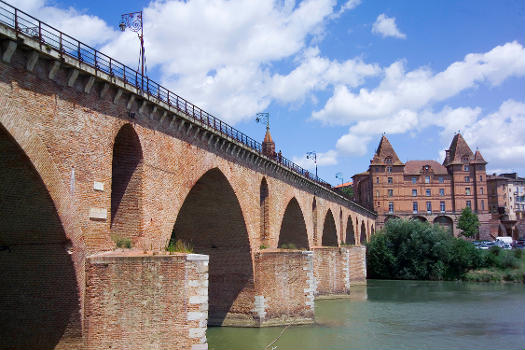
[0,0,332,188]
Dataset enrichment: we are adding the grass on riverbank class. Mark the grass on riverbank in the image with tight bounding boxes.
[464,252,525,283]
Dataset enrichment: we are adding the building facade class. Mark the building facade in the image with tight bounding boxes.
[353,134,491,238]
[487,173,525,239]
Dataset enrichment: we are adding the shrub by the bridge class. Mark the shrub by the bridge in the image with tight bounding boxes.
[366,219,481,280]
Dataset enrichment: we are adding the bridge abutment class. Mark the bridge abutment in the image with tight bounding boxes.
[312,246,351,298]
[84,251,209,350]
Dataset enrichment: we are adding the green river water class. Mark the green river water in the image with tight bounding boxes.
[208,280,525,350]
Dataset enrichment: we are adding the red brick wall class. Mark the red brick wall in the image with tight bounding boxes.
[348,246,367,285]
[84,252,208,350]
[312,247,350,297]
[253,250,314,326]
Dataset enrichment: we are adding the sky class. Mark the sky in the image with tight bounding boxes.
[11,0,525,185]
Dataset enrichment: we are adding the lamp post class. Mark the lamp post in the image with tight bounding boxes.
[119,11,145,90]
[306,151,317,179]
[336,172,344,186]
[255,112,270,130]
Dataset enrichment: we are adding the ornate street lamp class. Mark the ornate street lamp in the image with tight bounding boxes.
[336,172,344,185]
[119,11,145,90]
[255,112,270,130]
[306,151,318,179]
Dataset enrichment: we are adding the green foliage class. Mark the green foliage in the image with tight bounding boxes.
[279,243,298,250]
[367,218,524,282]
[112,235,132,249]
[259,244,268,250]
[340,186,354,199]
[456,207,480,238]
[166,239,193,253]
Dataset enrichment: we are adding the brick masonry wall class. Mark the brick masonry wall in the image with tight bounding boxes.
[312,247,350,297]
[84,252,209,350]
[348,246,367,286]
[252,250,315,327]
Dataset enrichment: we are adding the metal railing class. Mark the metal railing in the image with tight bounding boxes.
[0,0,332,189]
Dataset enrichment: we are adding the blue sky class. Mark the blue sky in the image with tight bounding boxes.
[13,0,525,185]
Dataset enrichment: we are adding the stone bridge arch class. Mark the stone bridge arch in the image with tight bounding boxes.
[322,209,338,246]
[170,167,253,326]
[259,177,269,243]
[0,124,80,348]
[111,123,143,244]
[277,197,309,250]
[434,215,453,233]
[345,215,356,245]
[360,221,367,244]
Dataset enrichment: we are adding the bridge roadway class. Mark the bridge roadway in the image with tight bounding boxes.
[0,3,376,349]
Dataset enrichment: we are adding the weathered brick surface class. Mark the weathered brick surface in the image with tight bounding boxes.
[84,252,208,350]
[348,246,367,286]
[312,246,350,297]
[253,250,315,327]
[0,26,375,346]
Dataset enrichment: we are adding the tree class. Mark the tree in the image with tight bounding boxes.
[457,207,480,238]
[340,186,354,199]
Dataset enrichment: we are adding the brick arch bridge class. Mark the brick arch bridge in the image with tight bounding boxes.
[0,5,375,350]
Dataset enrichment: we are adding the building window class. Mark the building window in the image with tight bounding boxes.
[388,177,393,184]
[376,190,379,197]
[481,200,485,210]
[385,156,392,164]
[440,201,445,212]
[480,175,483,182]
[466,200,471,208]
[388,202,394,213]
[426,201,432,213]
[438,176,444,183]
[387,166,392,173]
[466,187,471,195]
[425,176,430,184]
[480,187,484,195]
[376,177,379,184]
[412,189,417,197]
[439,188,445,196]
[388,189,393,197]
[426,189,431,196]
[465,176,470,182]
[412,177,417,184]
[413,202,418,213]
[464,165,469,171]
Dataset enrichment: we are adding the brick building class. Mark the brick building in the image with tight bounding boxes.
[353,134,491,238]
[487,173,525,239]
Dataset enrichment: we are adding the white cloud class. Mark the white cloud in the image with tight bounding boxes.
[336,133,372,156]
[462,100,525,170]
[331,0,361,19]
[312,41,525,125]
[13,0,118,46]
[372,13,406,39]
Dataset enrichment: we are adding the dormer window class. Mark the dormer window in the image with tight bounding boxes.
[462,156,469,163]
[385,156,393,164]
[424,165,429,171]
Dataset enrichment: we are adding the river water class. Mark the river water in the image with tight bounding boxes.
[208,280,525,350]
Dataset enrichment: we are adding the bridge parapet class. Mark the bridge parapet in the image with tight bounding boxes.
[0,0,375,218]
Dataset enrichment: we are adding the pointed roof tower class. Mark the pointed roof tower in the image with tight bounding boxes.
[262,126,275,157]
[471,149,487,165]
[370,135,403,165]
[443,133,474,166]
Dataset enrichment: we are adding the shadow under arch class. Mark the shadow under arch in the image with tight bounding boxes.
[0,125,80,349]
[111,123,143,241]
[170,168,253,326]
[360,221,367,244]
[260,177,269,241]
[322,209,338,246]
[411,216,428,222]
[278,197,309,249]
[345,216,355,245]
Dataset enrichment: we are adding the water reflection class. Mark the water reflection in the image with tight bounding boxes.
[208,280,525,350]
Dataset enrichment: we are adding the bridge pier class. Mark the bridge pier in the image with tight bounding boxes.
[312,246,351,298]
[84,252,209,350]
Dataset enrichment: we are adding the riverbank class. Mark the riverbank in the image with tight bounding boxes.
[464,253,525,283]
